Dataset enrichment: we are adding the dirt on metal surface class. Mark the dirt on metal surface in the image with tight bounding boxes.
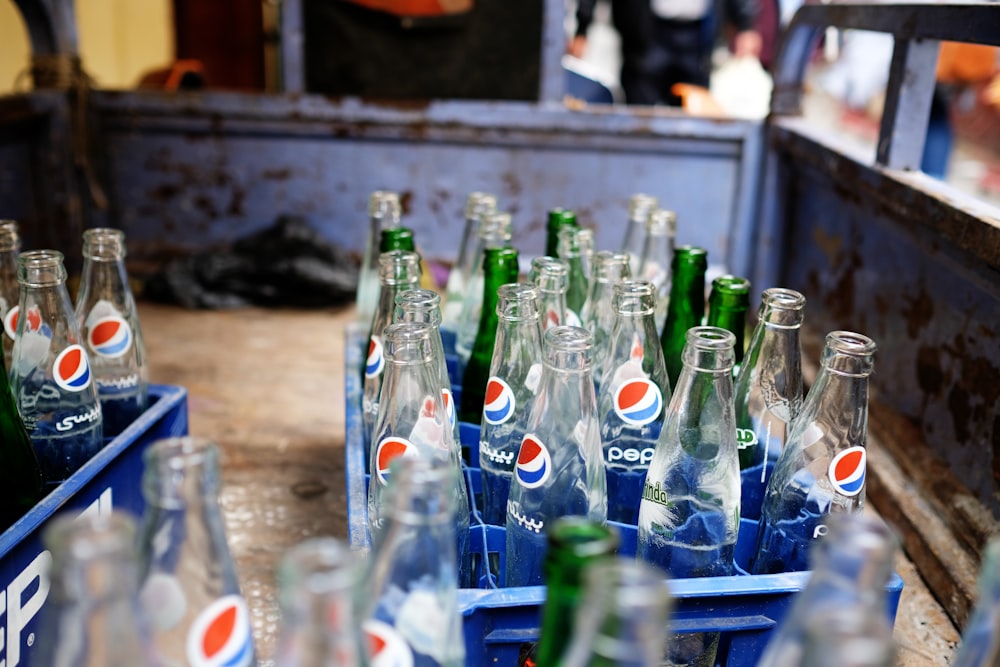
[139,301,961,665]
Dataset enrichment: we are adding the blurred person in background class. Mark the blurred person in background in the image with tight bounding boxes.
[568,0,762,106]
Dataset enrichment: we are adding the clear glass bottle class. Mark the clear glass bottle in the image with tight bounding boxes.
[581,250,632,393]
[505,326,607,588]
[638,208,677,331]
[367,322,470,579]
[459,247,520,426]
[478,283,543,526]
[75,228,149,437]
[394,288,461,460]
[33,511,160,667]
[362,457,466,667]
[952,536,1000,667]
[756,513,897,667]
[11,249,104,488]
[637,326,739,667]
[533,256,573,331]
[442,192,498,332]
[733,288,806,521]
[598,280,671,525]
[455,212,513,369]
[659,245,707,393]
[530,518,620,666]
[752,331,877,575]
[0,219,21,370]
[561,557,673,667]
[137,437,256,667]
[357,191,401,324]
[799,605,896,667]
[274,537,366,667]
[620,194,658,277]
[362,250,422,454]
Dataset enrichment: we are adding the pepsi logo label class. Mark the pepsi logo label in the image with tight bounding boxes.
[375,436,417,486]
[53,345,92,392]
[483,377,516,425]
[544,308,560,330]
[613,378,663,426]
[4,304,45,340]
[828,446,866,497]
[87,315,133,358]
[186,595,254,667]
[365,336,385,379]
[364,619,415,667]
[515,434,552,489]
[441,388,456,428]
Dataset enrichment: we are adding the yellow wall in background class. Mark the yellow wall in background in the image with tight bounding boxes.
[0,0,173,93]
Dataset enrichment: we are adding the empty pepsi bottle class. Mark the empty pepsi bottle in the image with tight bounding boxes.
[478,283,543,526]
[362,250,422,452]
[363,457,466,667]
[619,193,658,276]
[33,511,160,667]
[394,288,461,459]
[275,537,366,667]
[752,331,877,575]
[505,326,607,588]
[367,322,470,578]
[0,219,20,370]
[638,209,677,332]
[756,513,897,667]
[733,288,805,521]
[442,192,498,332]
[75,228,149,437]
[137,437,256,667]
[598,280,671,524]
[11,250,103,488]
[581,250,631,393]
[532,256,574,330]
[357,191,402,324]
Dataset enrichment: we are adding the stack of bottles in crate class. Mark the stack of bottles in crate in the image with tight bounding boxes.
[0,220,149,531]
[352,188,900,665]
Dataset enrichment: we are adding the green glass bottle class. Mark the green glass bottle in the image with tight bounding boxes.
[459,246,520,425]
[545,208,578,258]
[531,517,620,667]
[706,275,751,370]
[557,226,589,321]
[0,351,45,531]
[659,245,708,392]
[379,226,416,253]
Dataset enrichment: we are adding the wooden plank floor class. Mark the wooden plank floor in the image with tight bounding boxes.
[138,301,962,665]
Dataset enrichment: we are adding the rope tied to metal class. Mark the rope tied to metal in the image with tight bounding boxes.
[29,53,109,211]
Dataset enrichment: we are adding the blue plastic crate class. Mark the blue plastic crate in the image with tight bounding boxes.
[0,384,188,667]
[345,324,903,667]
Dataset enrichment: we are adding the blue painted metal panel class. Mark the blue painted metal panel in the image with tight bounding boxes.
[92,93,763,277]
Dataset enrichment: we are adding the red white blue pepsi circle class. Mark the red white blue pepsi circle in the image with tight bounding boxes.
[186,595,254,667]
[515,434,552,489]
[613,378,663,427]
[53,345,92,392]
[483,377,516,425]
[442,388,456,428]
[364,619,414,667]
[365,336,385,379]
[4,304,44,340]
[87,315,133,358]
[375,436,417,486]
[828,446,867,497]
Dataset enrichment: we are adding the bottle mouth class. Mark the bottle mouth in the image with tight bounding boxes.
[0,219,20,252]
[383,322,434,364]
[543,325,592,369]
[395,289,441,314]
[546,516,620,556]
[759,287,806,328]
[45,511,136,564]
[142,437,220,508]
[682,326,736,372]
[18,249,67,285]
[82,228,126,260]
[627,194,658,222]
[368,191,401,223]
[378,250,421,284]
[278,537,359,605]
[496,283,540,320]
[646,208,677,235]
[465,192,498,220]
[822,331,877,376]
[711,275,751,296]
[614,280,656,315]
